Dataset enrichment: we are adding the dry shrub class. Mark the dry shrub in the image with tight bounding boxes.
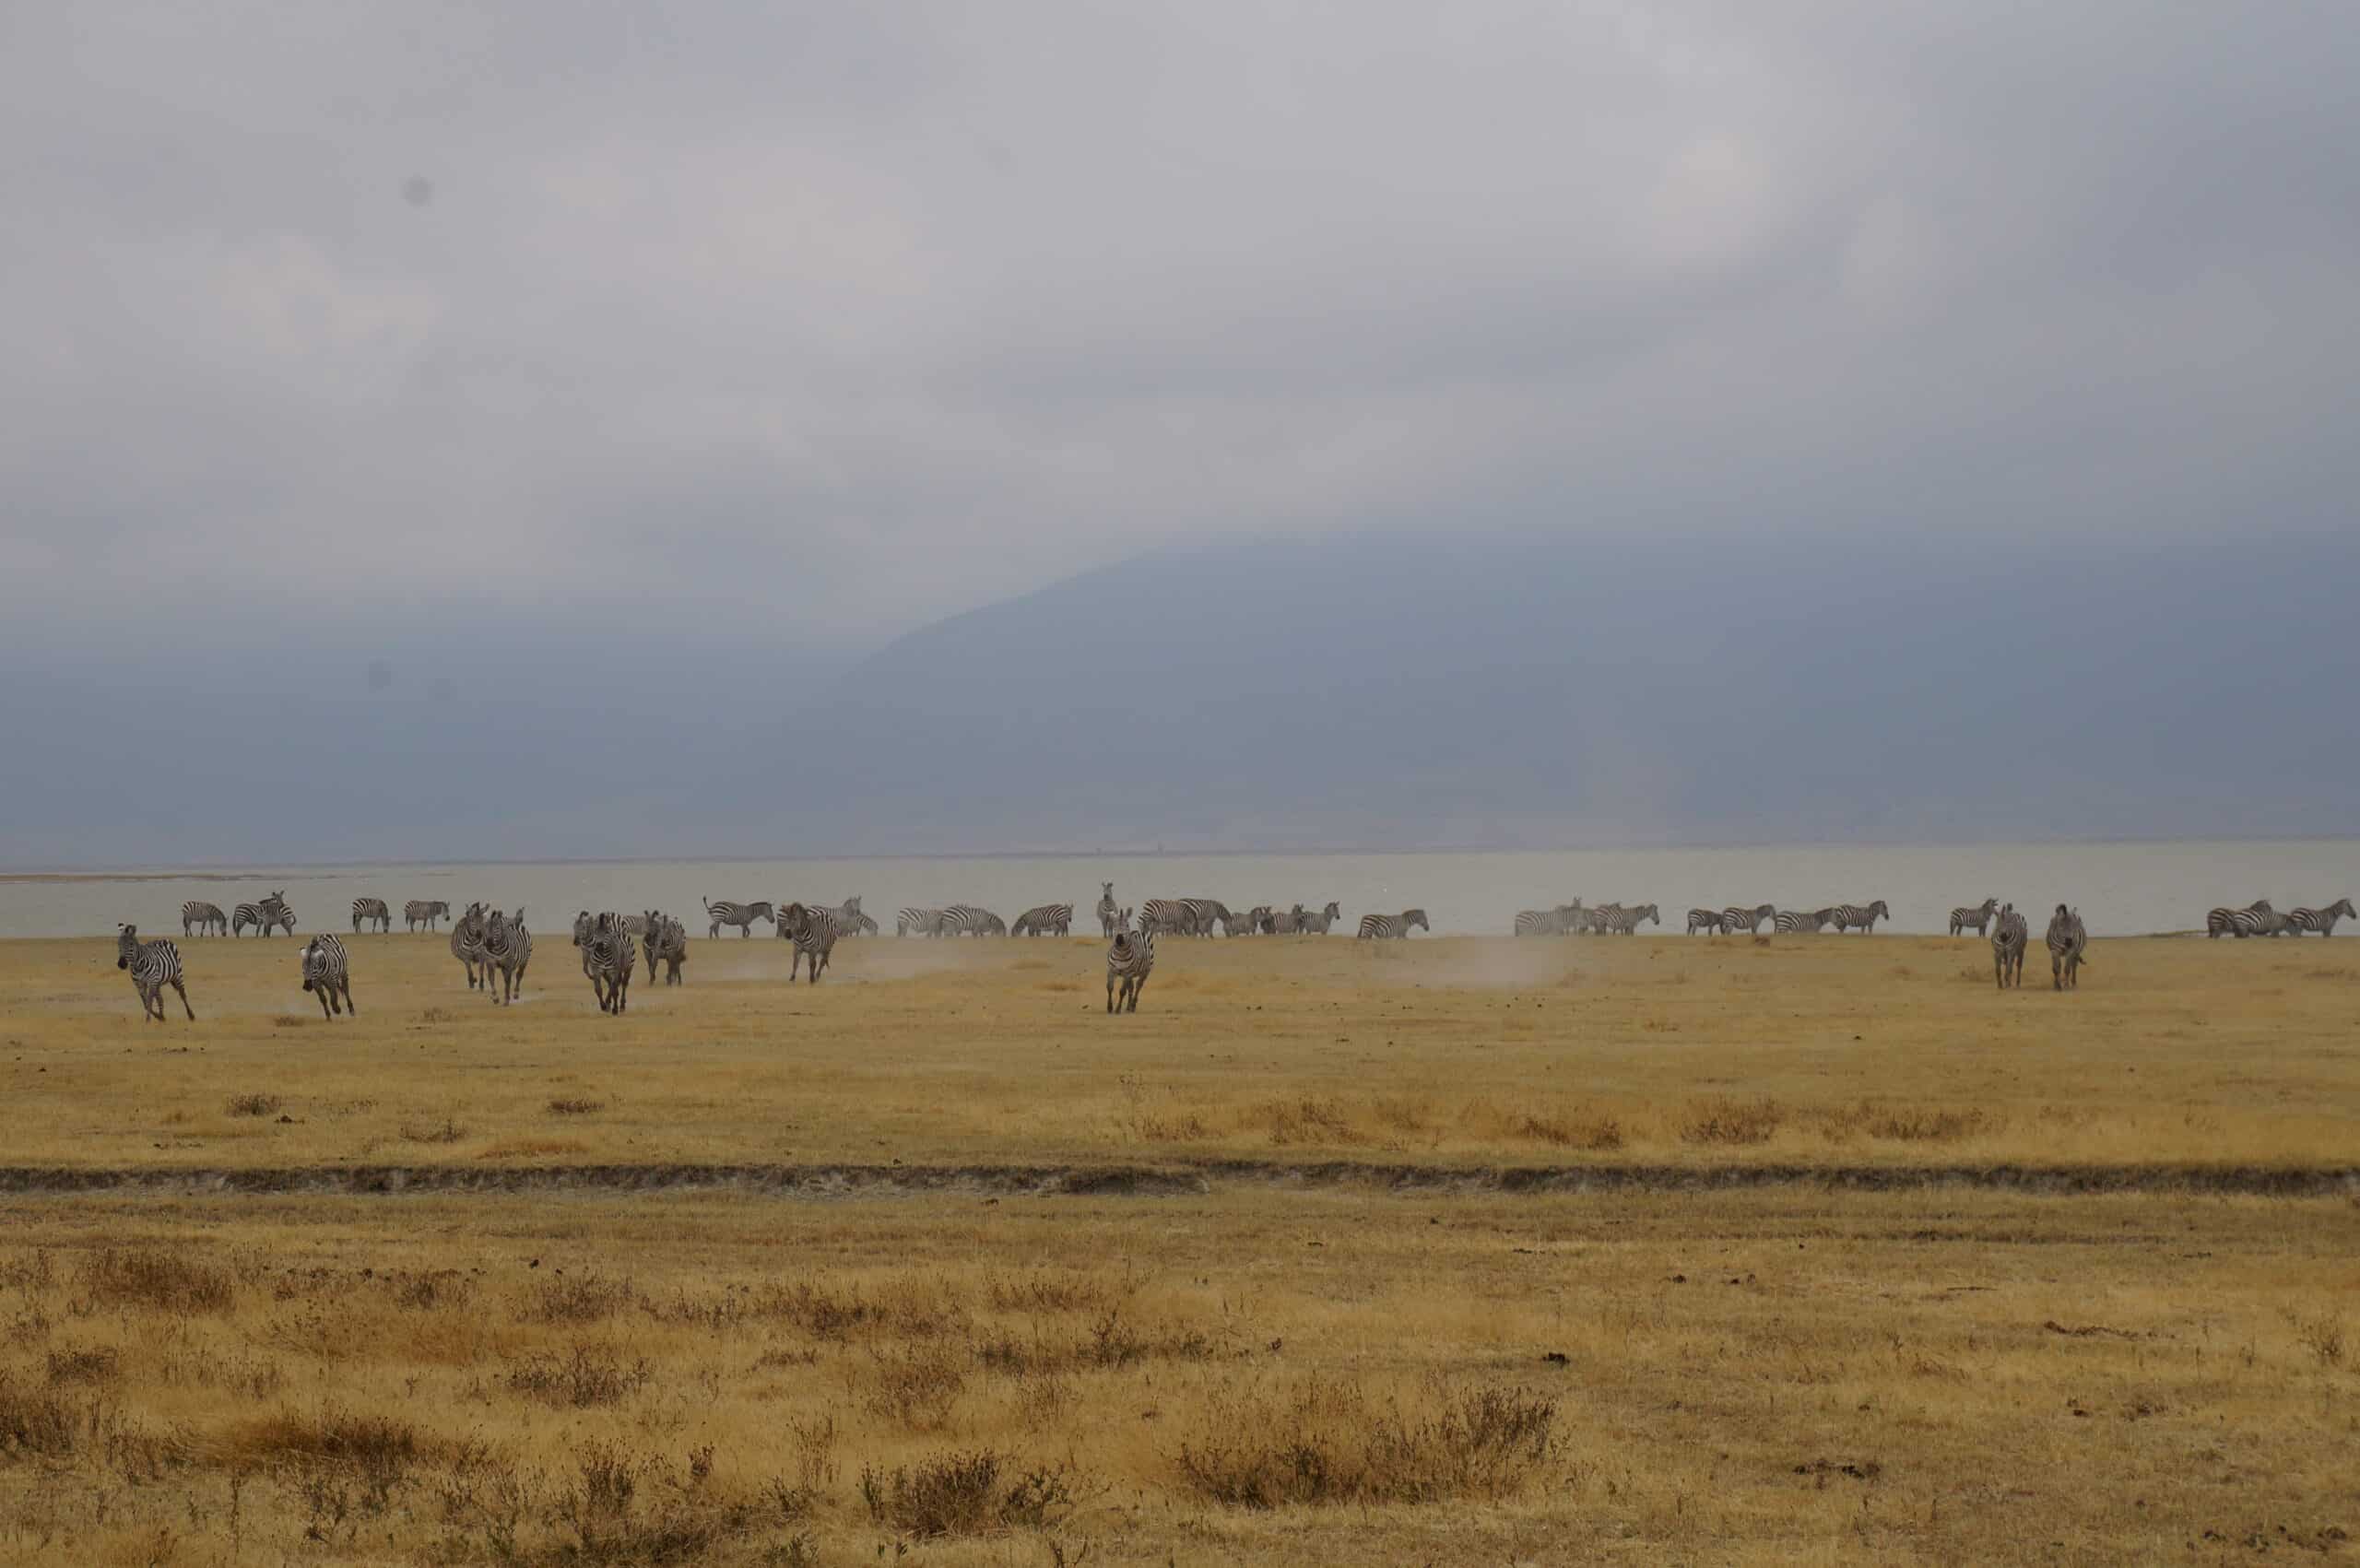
[45,1346,119,1385]
[388,1269,475,1311]
[399,1119,466,1145]
[759,1277,965,1342]
[74,1249,233,1315]
[1172,1379,1558,1507]
[864,1344,967,1430]
[2291,1312,2346,1369]
[527,1272,637,1326]
[269,1015,306,1029]
[226,1406,435,1473]
[546,1098,605,1116]
[1855,1103,1994,1142]
[1514,1113,1624,1151]
[1372,1096,1431,1133]
[1261,1096,1356,1146]
[555,1441,754,1564]
[1123,1111,1212,1143]
[503,1345,653,1408]
[224,1092,281,1117]
[985,1269,1131,1315]
[859,1449,1082,1538]
[1679,1097,1786,1147]
[0,1377,83,1458]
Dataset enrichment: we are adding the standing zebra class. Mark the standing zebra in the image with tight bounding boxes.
[642,911,688,984]
[405,900,451,932]
[299,934,355,1020]
[116,925,195,1021]
[2288,898,2357,937]
[702,899,773,939]
[574,912,635,1013]
[1721,904,1776,937]
[480,907,532,1004]
[1138,899,1196,937]
[2046,905,2088,990]
[1990,904,2027,989]
[181,901,228,937]
[1300,902,1342,936]
[2207,900,2277,938]
[1683,907,1725,936]
[1013,903,1075,937]
[828,898,878,937]
[1180,899,1231,937]
[941,904,1005,937]
[1267,904,1304,935]
[1518,903,1581,937]
[1357,909,1429,940]
[450,902,488,990]
[1602,903,1659,935]
[1105,927,1155,1013]
[351,897,391,934]
[233,892,295,938]
[1949,899,2000,937]
[1216,907,1261,937]
[1829,901,1890,935]
[897,906,947,938]
[1096,882,1119,937]
[1773,908,1835,934]
[776,902,839,983]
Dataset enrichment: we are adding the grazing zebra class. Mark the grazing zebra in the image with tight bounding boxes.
[1105,927,1155,1013]
[299,934,354,1020]
[1357,909,1429,940]
[405,899,451,933]
[2288,898,2356,937]
[1096,883,1119,938]
[450,902,488,990]
[702,899,773,939]
[116,925,194,1021]
[1721,904,1776,937]
[480,907,532,1004]
[1180,899,1231,937]
[776,902,839,983]
[1949,899,2000,937]
[897,906,947,938]
[350,897,391,934]
[1990,904,2027,989]
[828,898,878,937]
[1684,908,1725,936]
[1013,903,1075,937]
[2046,905,2088,990]
[1300,902,1342,936]
[233,892,295,938]
[2207,900,2276,938]
[1602,902,1659,935]
[1829,901,1890,935]
[642,911,687,984]
[180,901,228,937]
[1139,899,1197,937]
[572,912,635,1014]
[942,904,1005,937]
[1773,908,1835,934]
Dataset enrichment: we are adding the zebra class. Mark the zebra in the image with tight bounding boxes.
[1097,882,1119,938]
[1572,903,1619,935]
[350,897,391,934]
[1245,904,1275,935]
[1773,908,1835,934]
[405,899,451,932]
[1990,904,2027,989]
[828,898,878,937]
[1013,903,1074,937]
[1829,901,1890,935]
[233,891,295,938]
[2207,900,2275,938]
[450,902,488,990]
[1216,907,1261,937]
[1721,904,1776,936]
[572,912,635,1013]
[1518,903,1581,937]
[776,902,839,983]
[572,910,596,948]
[1139,899,1197,937]
[897,906,947,938]
[1300,902,1342,936]
[1683,907,1724,936]
[1949,899,2000,937]
[299,933,354,1020]
[1105,927,1155,1013]
[1267,904,1304,935]
[116,925,194,1021]
[702,899,773,939]
[180,901,228,937]
[480,907,532,1004]
[1357,909,1429,940]
[2288,898,2357,937]
[2046,905,2088,990]
[642,911,687,984]
[942,904,1005,937]
[1180,899,1231,937]
[1602,902,1659,935]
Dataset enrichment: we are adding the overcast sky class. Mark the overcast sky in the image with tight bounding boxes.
[6,3,2354,652]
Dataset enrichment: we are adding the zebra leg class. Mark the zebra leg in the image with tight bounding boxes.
[1106,974,1116,1013]
[1127,975,1144,1012]
[172,978,194,1020]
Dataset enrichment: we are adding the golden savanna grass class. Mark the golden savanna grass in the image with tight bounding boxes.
[0,929,2355,1562]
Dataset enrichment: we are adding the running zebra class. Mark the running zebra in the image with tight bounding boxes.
[1013,903,1074,937]
[480,907,532,1004]
[1300,902,1342,936]
[702,899,773,939]
[1139,899,1197,937]
[2288,898,2356,937]
[828,898,878,937]
[405,900,451,932]
[450,902,488,990]
[776,902,839,983]
[1357,909,1429,940]
[2207,900,2283,938]
[1105,927,1155,1013]
[1773,907,1835,934]
[642,911,687,984]
[941,904,1005,937]
[1949,899,2000,937]
[116,925,194,1021]
[573,912,635,1013]
[1096,882,1119,937]
[2046,905,2088,990]
[350,897,390,934]
[1990,904,2027,989]
[1722,903,1776,936]
[180,901,228,937]
[299,934,355,1020]
[233,892,295,938]
[1181,899,1231,937]
[1829,901,1890,935]
[1602,902,1659,935]
[897,906,947,938]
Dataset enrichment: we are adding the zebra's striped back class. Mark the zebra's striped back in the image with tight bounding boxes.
[940,904,1005,937]
[1179,899,1230,937]
[1773,908,1834,934]
[300,934,355,1018]
[703,899,773,937]
[404,899,451,932]
[1829,900,1889,934]
[1684,907,1724,936]
[351,897,390,933]
[777,902,839,983]
[2288,898,2356,937]
[1949,899,1999,937]
[1105,928,1156,1012]
[897,906,947,938]
[1990,904,2028,988]
[2046,905,2088,989]
[1356,909,1428,940]
[1600,902,1658,935]
[1139,900,1195,937]
[1721,904,1776,936]
[1013,903,1075,937]
[2207,900,2274,938]
[116,924,193,1020]
[181,901,227,937]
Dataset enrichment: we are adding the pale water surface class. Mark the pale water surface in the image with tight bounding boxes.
[6,842,2356,940]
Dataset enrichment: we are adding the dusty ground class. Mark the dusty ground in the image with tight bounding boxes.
[0,929,2354,1563]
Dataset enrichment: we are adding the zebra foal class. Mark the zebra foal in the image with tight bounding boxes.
[117,925,195,1021]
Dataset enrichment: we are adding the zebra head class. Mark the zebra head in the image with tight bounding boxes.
[1405,909,1430,933]
[116,924,137,967]
[572,911,594,946]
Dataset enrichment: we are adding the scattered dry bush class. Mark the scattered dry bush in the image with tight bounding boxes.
[1261,1096,1356,1146]
[860,1448,1083,1538]
[1514,1113,1624,1151]
[504,1344,655,1408]
[269,1014,306,1028]
[74,1248,233,1315]
[527,1271,638,1326]
[863,1343,967,1430]
[399,1118,467,1145]
[546,1097,605,1116]
[45,1346,119,1385]
[1679,1097,1786,1147]
[1172,1379,1558,1507]
[0,1376,83,1458]
[1844,1102,1995,1142]
[388,1269,475,1311]
[224,1092,281,1117]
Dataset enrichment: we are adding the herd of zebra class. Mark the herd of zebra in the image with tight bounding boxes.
[1513,900,1890,936]
[2202,898,2357,939]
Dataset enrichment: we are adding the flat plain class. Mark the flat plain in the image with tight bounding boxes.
[0,928,2354,1563]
